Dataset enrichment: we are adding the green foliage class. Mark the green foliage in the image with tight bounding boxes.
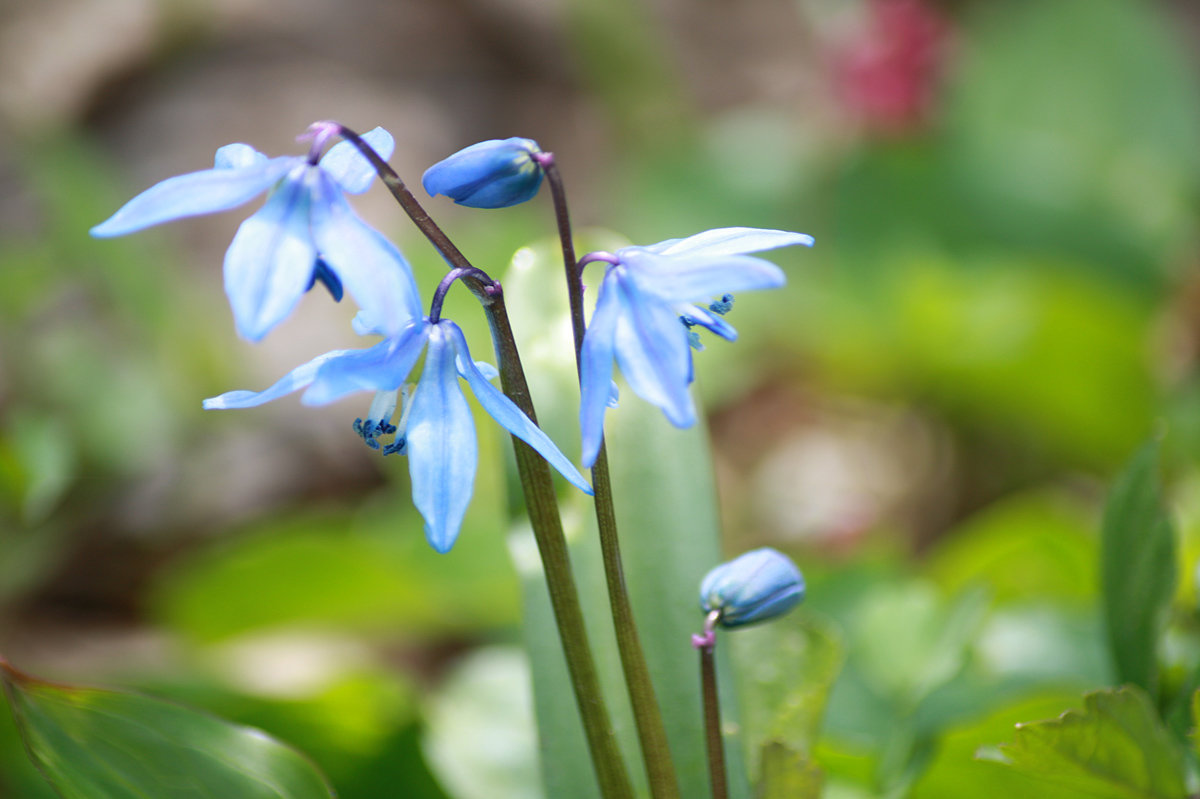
[1101,441,1177,696]
[507,239,749,799]
[986,687,1187,799]
[1,660,336,799]
[4,0,1200,795]
[926,491,1095,605]
[733,612,842,797]
[948,0,1200,279]
[756,742,822,799]
[423,648,540,799]
[152,501,519,644]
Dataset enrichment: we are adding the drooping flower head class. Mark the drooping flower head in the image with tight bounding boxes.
[91,124,421,341]
[699,547,805,629]
[578,227,813,467]
[422,137,545,208]
[204,315,593,553]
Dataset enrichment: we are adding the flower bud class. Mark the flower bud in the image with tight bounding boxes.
[699,548,804,628]
[422,137,544,208]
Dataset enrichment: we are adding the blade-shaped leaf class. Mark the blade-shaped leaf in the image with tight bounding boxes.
[1,658,336,799]
[505,235,749,799]
[1100,440,1176,695]
[988,686,1186,799]
[755,742,821,799]
[732,612,842,780]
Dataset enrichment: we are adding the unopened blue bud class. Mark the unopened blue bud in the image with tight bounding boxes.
[699,548,804,628]
[422,137,545,208]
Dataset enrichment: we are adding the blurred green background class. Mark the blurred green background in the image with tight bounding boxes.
[2,0,1200,796]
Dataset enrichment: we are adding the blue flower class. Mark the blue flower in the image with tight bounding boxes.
[91,126,421,342]
[578,227,813,467]
[203,316,593,553]
[699,548,804,628]
[422,138,544,208]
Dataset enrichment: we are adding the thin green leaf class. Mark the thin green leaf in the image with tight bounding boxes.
[1,659,336,799]
[1100,440,1176,695]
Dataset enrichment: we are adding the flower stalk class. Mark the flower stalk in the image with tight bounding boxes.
[336,125,635,799]
[696,610,728,799]
[540,153,683,799]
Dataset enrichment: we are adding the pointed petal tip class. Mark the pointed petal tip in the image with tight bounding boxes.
[425,524,457,554]
[89,220,119,238]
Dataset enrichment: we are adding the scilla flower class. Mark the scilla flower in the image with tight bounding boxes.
[91,124,420,341]
[699,548,804,629]
[578,227,813,467]
[203,315,593,553]
[422,138,545,208]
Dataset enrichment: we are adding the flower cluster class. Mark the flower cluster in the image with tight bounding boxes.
[92,126,813,552]
[91,125,585,551]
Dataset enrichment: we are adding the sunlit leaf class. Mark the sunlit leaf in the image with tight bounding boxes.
[153,501,519,643]
[755,741,821,799]
[909,692,1106,799]
[1101,440,1176,695]
[987,687,1186,799]
[1,658,335,799]
[926,491,1095,603]
[423,648,542,799]
[732,611,842,777]
[852,582,989,708]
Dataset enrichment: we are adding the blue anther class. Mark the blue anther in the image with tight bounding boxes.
[709,294,734,315]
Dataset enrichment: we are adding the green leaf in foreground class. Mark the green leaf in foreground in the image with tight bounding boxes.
[986,686,1186,799]
[1,657,336,799]
[755,742,821,799]
[1100,440,1176,695]
[732,612,842,780]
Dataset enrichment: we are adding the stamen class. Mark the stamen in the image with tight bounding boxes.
[382,384,416,456]
[708,294,734,315]
[353,389,400,451]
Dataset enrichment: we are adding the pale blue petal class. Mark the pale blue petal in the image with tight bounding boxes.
[223,177,317,341]
[455,354,498,382]
[320,127,395,194]
[90,157,296,237]
[407,327,477,553]
[352,310,383,337]
[302,321,431,405]
[214,143,268,170]
[310,175,423,337]
[579,268,623,468]
[626,251,786,302]
[202,349,350,410]
[639,237,683,254]
[647,227,814,258]
[613,278,695,428]
[446,322,592,495]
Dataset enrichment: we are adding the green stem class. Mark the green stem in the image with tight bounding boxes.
[542,154,683,799]
[337,126,635,799]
